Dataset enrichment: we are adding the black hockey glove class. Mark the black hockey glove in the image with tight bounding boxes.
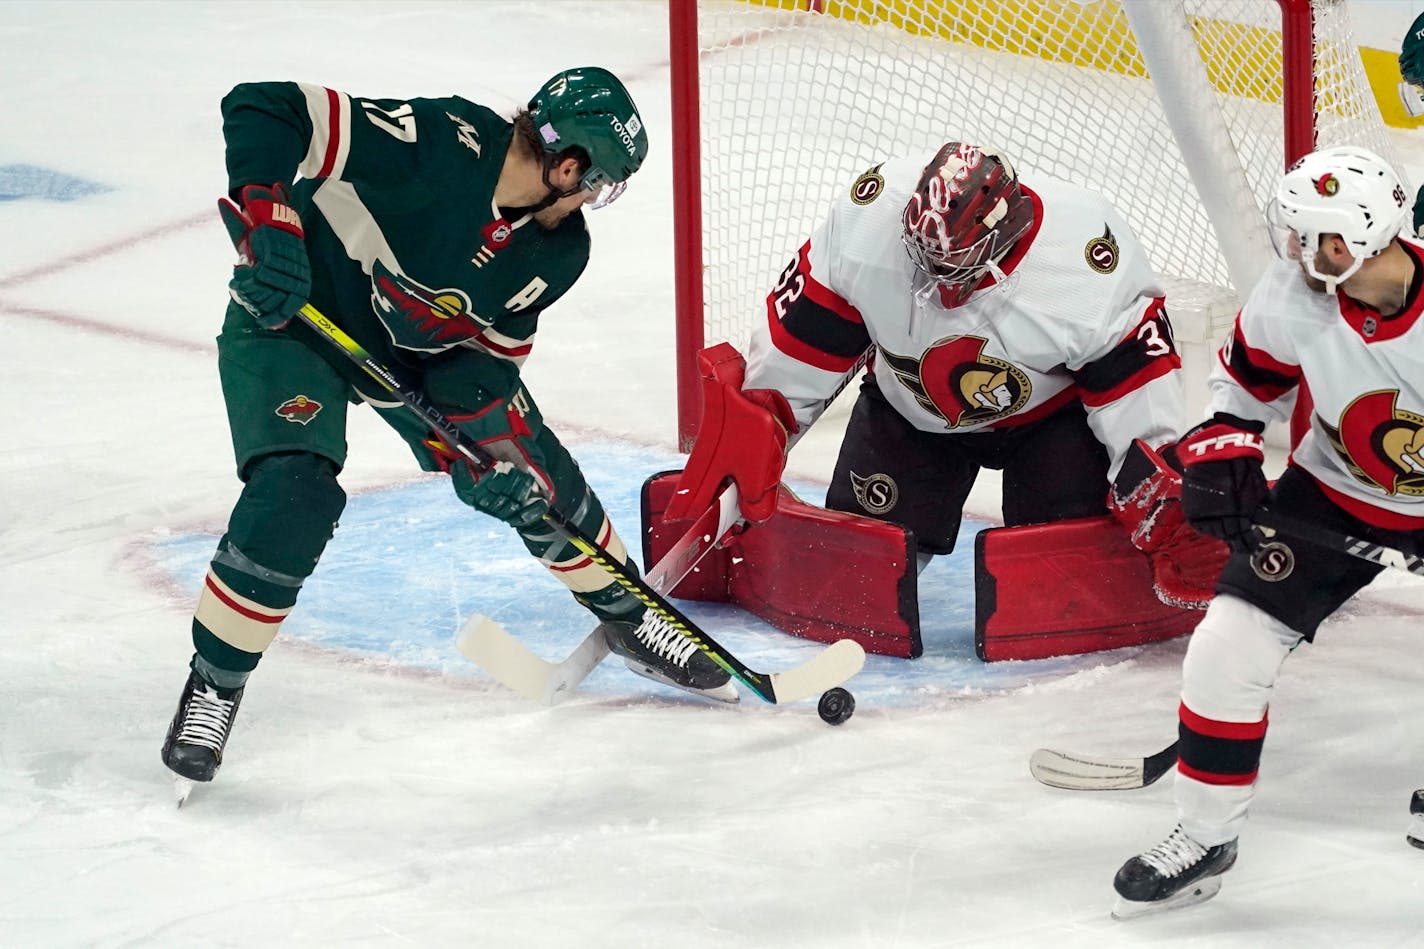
[1178,415,1269,553]
[218,182,311,330]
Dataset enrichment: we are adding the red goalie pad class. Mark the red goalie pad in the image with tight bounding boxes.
[974,515,1199,661]
[642,471,922,658]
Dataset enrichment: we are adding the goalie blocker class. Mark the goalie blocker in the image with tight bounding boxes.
[647,343,1198,661]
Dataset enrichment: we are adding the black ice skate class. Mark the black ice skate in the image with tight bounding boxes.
[601,613,737,702]
[1408,789,1424,850]
[162,669,245,794]
[1112,825,1238,919]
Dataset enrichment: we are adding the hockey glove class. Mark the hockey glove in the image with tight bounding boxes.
[1178,415,1269,553]
[218,183,311,331]
[1108,439,1229,610]
[454,458,549,529]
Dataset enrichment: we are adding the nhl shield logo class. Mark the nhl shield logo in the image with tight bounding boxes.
[275,395,323,425]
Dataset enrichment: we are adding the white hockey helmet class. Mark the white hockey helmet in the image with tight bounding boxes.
[1269,145,1409,291]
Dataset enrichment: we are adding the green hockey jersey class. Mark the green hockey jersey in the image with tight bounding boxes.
[220,81,591,403]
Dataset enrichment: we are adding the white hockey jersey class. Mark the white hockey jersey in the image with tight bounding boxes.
[744,155,1185,477]
[1209,244,1424,529]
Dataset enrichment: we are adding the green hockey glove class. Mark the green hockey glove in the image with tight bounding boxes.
[454,459,549,529]
[218,183,311,330]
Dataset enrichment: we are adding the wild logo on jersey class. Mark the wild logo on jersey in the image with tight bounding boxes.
[275,395,322,425]
[880,336,1031,428]
[1322,390,1424,497]
[370,261,490,352]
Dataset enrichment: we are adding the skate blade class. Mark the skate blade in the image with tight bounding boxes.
[622,658,740,704]
[1111,876,1223,920]
[1408,814,1424,850]
[173,776,196,808]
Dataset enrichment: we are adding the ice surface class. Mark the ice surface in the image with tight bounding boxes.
[2,2,1421,946]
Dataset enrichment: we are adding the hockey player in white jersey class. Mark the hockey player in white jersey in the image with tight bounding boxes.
[733,141,1226,609]
[1112,145,1424,918]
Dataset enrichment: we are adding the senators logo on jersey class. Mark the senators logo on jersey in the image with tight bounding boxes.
[370,260,490,352]
[880,335,1031,429]
[1084,225,1119,274]
[1322,389,1424,497]
[850,164,885,206]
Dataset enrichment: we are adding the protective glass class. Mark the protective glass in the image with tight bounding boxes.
[579,167,625,210]
[1265,201,1307,262]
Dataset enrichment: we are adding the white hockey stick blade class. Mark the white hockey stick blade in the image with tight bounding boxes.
[457,617,610,706]
[1029,744,1175,791]
[765,639,866,705]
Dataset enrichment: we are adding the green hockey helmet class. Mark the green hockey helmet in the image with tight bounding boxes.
[528,66,648,204]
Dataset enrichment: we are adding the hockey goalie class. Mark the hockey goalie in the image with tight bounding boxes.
[644,142,1228,661]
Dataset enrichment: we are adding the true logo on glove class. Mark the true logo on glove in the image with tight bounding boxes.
[1182,431,1264,458]
[1250,541,1295,582]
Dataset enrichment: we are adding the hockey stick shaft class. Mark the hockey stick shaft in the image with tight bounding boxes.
[1256,506,1423,577]
[297,304,791,701]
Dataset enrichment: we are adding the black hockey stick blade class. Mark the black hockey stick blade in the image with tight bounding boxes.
[1256,506,1423,577]
[1029,741,1179,790]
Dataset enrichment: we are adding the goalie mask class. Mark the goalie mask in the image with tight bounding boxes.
[901,142,1034,304]
[1268,145,1408,293]
[528,66,649,209]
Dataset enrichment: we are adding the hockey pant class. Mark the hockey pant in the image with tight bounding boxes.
[196,307,637,680]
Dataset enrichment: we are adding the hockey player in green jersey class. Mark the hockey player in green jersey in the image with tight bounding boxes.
[162,67,730,791]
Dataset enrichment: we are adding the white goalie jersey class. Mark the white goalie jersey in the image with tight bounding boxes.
[1209,246,1424,529]
[744,155,1185,477]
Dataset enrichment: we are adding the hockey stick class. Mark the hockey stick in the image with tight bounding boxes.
[1028,514,1421,789]
[1029,741,1178,790]
[1256,506,1423,577]
[296,303,865,704]
[456,481,745,705]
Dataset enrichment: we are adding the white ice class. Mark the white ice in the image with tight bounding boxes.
[2,2,1422,946]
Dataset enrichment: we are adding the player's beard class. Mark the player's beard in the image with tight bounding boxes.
[1300,246,1348,293]
[534,192,589,230]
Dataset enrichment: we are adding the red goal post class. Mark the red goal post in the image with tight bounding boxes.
[668,0,1402,451]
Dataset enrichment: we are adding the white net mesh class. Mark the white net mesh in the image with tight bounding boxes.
[690,0,1399,359]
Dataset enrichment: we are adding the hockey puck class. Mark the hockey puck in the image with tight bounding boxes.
[817,687,855,725]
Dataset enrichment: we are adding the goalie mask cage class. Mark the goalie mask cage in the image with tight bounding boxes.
[668,0,1402,450]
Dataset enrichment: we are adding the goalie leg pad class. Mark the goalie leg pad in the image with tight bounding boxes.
[974,515,1197,661]
[643,471,921,657]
